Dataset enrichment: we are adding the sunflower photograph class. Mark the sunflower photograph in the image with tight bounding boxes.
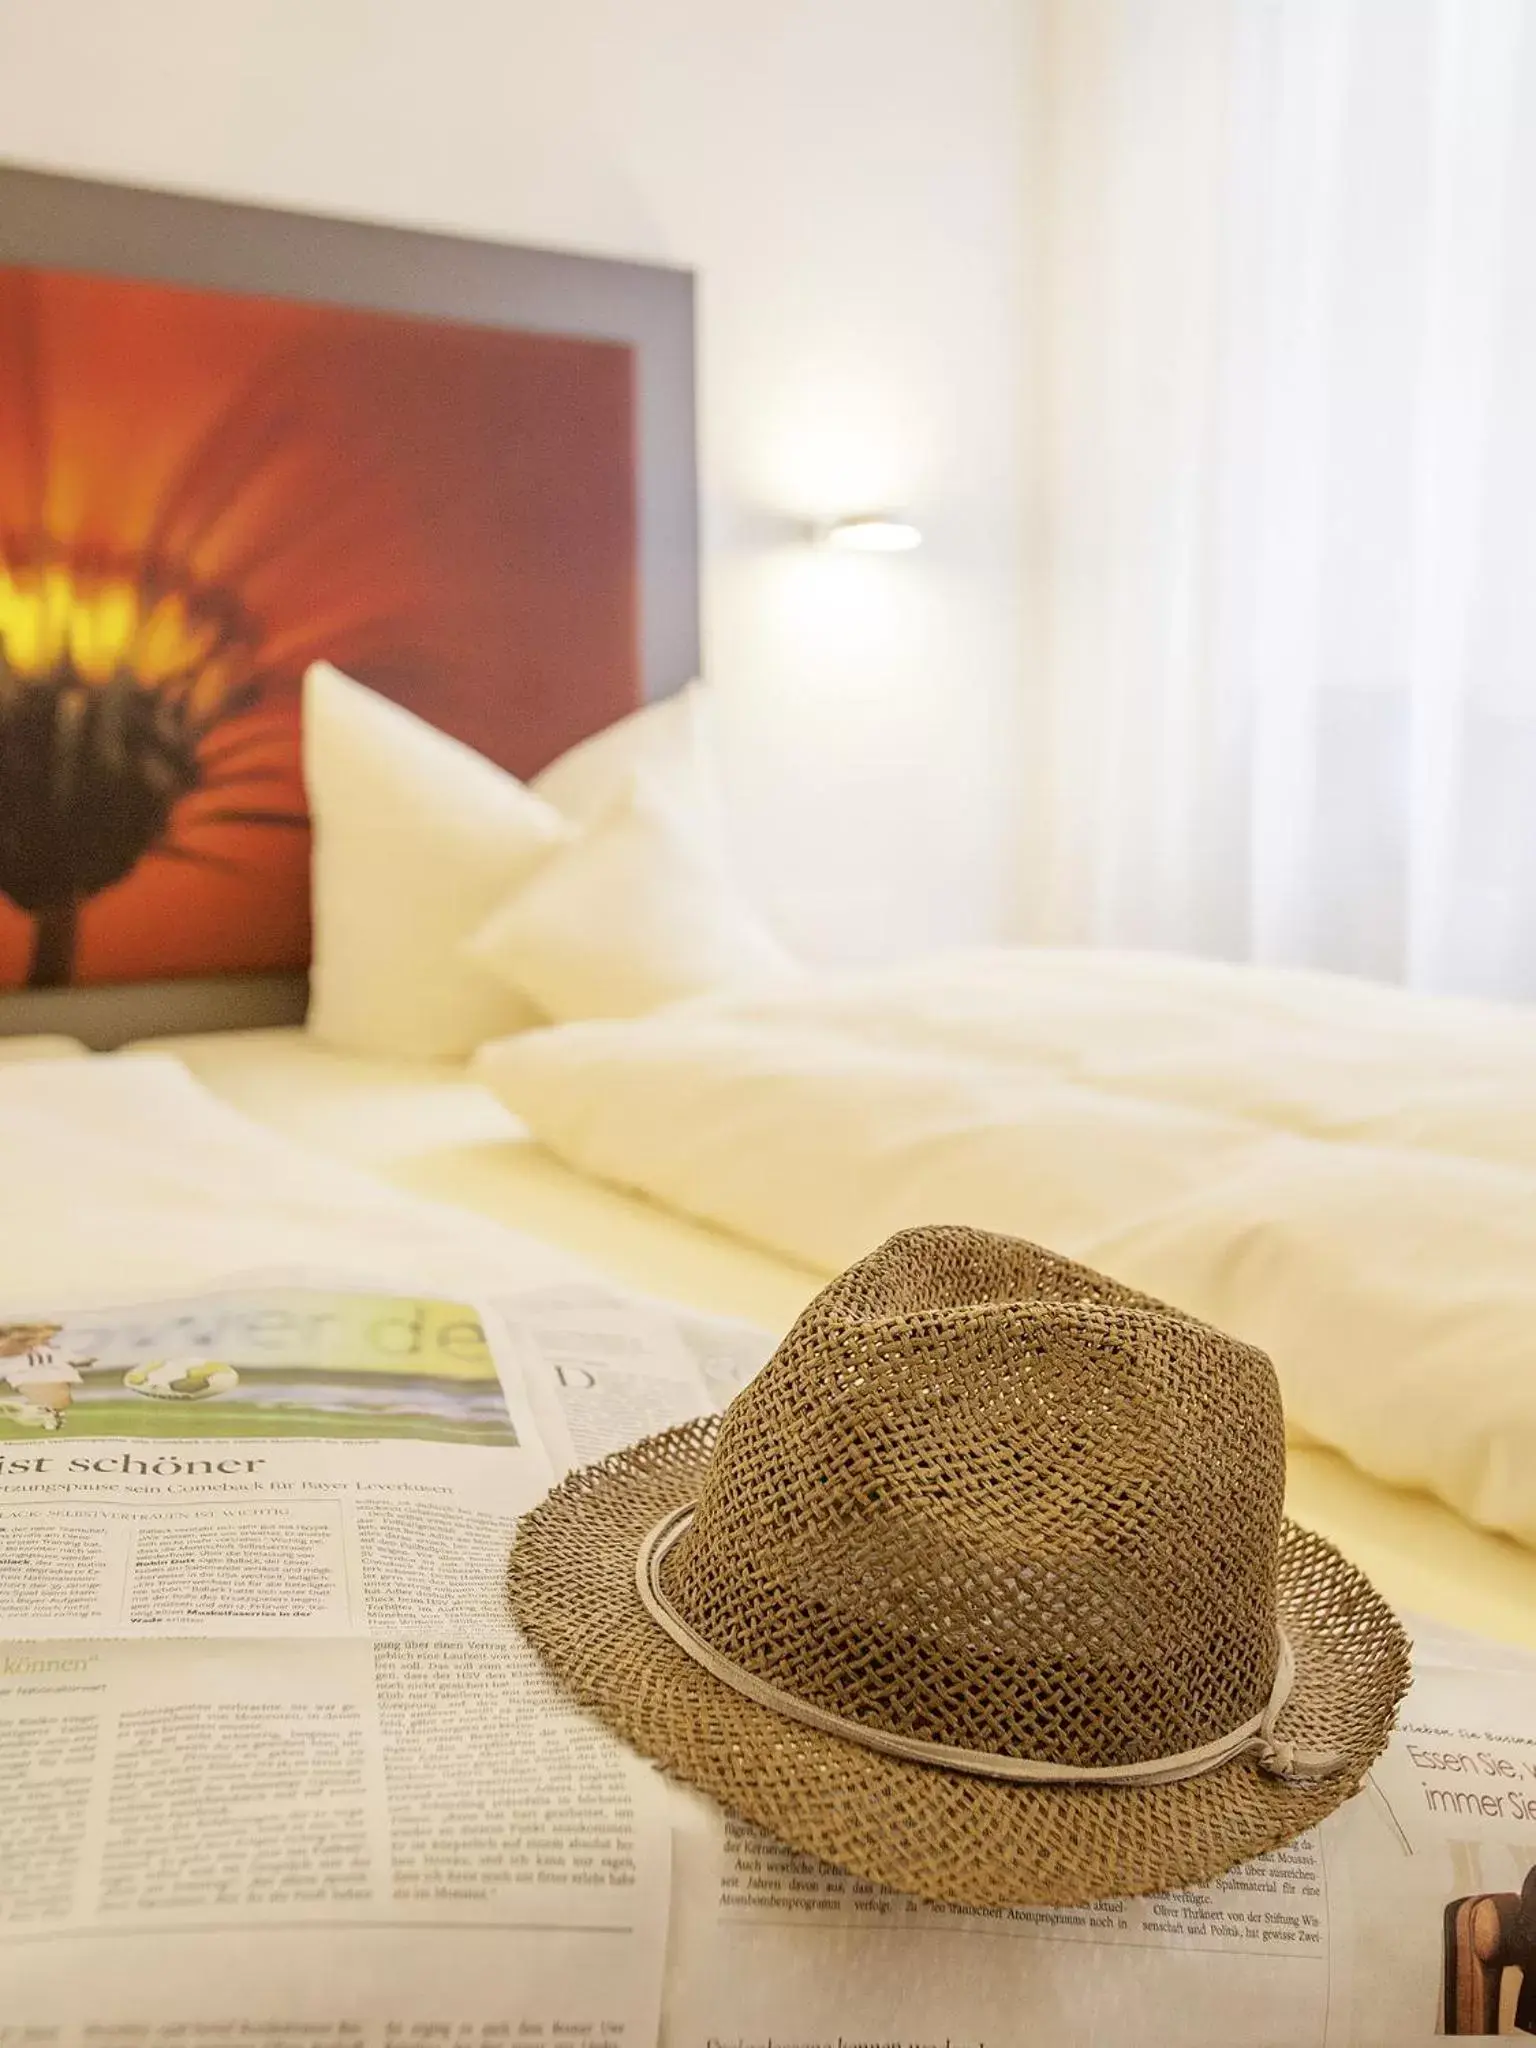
[0,1288,520,1446]
[0,262,638,989]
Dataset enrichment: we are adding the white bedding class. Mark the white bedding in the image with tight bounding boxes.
[121,1028,821,1331]
[476,947,1536,1548]
[6,1032,1534,1648]
[0,1056,592,1309]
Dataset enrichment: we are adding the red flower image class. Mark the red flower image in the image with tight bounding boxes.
[0,265,638,987]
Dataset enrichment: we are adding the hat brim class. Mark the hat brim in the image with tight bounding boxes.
[508,1417,1412,1909]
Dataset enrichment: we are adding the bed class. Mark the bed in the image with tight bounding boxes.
[125,1023,1536,1656]
[5,164,1536,2048]
[2,158,1533,1621]
[4,1019,1529,1659]
[3,161,1535,1642]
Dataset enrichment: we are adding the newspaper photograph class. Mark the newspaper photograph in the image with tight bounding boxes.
[0,1289,519,1446]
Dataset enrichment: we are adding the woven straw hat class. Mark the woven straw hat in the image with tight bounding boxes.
[509,1226,1410,1907]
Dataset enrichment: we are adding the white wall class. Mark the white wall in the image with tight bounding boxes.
[0,0,1032,964]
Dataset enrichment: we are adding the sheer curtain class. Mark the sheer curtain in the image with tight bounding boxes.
[1031,0,1536,999]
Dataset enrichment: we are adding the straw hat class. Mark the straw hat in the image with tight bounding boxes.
[509,1226,1410,1907]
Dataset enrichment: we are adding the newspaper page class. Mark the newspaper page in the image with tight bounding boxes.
[655,1630,1536,2048]
[0,1280,670,2046]
[497,1284,773,1479]
[657,1630,1536,2048]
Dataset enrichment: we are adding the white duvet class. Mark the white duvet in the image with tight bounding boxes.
[0,1056,589,1310]
[477,948,1536,1548]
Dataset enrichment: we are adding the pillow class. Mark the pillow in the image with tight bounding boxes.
[531,681,721,834]
[303,662,571,1059]
[465,776,799,1025]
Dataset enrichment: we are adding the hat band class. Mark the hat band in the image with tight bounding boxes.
[636,1506,1344,1789]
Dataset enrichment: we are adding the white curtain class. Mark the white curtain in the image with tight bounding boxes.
[1032,0,1536,999]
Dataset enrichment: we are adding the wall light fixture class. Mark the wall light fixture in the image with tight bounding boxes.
[815,513,923,553]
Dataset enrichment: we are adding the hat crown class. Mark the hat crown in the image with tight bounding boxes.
[657,1227,1287,1771]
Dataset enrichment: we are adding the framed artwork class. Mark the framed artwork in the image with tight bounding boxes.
[0,165,696,1005]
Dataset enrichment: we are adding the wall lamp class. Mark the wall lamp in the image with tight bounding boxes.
[813,513,923,553]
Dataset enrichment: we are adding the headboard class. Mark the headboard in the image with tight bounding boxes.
[0,163,697,1048]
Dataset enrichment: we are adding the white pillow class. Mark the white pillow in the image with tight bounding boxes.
[303,662,571,1059]
[531,682,721,834]
[465,776,799,1025]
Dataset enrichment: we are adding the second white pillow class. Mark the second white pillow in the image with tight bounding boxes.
[531,681,717,830]
[465,777,799,1024]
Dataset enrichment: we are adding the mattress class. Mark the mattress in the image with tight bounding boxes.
[122,1026,1536,1652]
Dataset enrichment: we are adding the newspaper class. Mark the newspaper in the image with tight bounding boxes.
[0,1280,670,2045]
[498,1282,773,1478]
[4,1272,1535,2046]
[656,1645,1536,2048]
